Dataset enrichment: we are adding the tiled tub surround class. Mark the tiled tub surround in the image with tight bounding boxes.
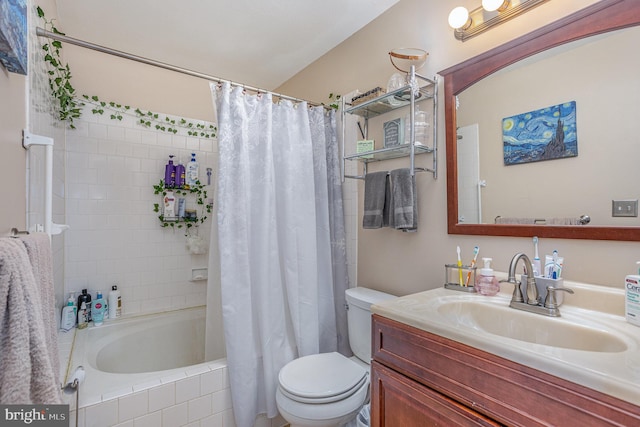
[63,104,216,316]
[61,307,287,427]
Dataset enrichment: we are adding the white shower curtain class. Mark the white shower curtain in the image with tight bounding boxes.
[211,82,349,427]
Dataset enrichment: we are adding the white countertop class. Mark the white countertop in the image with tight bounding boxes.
[371,278,640,406]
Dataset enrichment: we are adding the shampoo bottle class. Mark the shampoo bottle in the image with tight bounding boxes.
[77,288,92,323]
[175,159,185,189]
[476,258,500,296]
[92,291,106,326]
[186,153,199,187]
[165,155,176,188]
[109,285,122,319]
[60,294,77,331]
[77,302,88,329]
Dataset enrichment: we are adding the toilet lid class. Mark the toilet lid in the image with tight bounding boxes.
[279,352,368,403]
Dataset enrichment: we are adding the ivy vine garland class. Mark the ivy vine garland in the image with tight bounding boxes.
[153,180,212,234]
[37,6,81,129]
[37,7,217,139]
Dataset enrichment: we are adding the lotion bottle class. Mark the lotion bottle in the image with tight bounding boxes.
[476,258,500,296]
[92,291,106,326]
[109,285,122,319]
[60,295,77,331]
[186,153,199,187]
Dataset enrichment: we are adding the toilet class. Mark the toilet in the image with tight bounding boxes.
[276,287,395,427]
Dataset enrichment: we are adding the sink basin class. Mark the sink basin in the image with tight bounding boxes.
[437,300,627,352]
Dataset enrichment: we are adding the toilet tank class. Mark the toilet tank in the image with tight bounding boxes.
[346,287,396,363]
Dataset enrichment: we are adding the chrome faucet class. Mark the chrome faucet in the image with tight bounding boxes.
[501,252,574,317]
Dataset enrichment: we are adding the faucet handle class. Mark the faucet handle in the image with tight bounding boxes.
[544,286,574,310]
[500,278,525,303]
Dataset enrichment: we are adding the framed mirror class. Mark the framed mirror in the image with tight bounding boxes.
[439,0,640,241]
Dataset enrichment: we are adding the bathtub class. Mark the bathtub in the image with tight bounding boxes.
[66,306,227,413]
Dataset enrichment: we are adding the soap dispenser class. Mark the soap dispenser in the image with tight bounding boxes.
[476,258,500,296]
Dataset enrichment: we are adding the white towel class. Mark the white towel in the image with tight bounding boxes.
[0,236,62,404]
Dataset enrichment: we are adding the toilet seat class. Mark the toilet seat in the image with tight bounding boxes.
[278,352,367,404]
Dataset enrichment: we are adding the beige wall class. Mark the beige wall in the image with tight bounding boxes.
[0,70,26,232]
[277,0,640,296]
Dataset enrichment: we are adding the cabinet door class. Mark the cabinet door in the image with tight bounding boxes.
[371,361,502,427]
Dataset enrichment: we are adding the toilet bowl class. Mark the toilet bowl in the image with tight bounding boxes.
[276,287,395,427]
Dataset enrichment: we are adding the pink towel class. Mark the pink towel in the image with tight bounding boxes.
[0,236,61,404]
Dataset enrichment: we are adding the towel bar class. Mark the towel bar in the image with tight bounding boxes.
[9,228,29,238]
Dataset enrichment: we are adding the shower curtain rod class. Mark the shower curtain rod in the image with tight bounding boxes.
[36,27,325,108]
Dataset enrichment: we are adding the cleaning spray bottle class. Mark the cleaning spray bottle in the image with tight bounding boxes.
[476,258,500,296]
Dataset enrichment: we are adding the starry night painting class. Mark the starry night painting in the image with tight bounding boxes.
[503,101,577,166]
[0,0,27,75]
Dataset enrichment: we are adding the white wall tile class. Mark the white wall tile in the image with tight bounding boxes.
[175,375,201,404]
[188,395,213,422]
[119,390,149,422]
[132,411,161,427]
[162,402,188,427]
[84,399,118,427]
[148,383,175,413]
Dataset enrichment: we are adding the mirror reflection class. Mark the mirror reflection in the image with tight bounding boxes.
[455,26,640,227]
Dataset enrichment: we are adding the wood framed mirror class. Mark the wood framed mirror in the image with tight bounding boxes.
[439,0,640,241]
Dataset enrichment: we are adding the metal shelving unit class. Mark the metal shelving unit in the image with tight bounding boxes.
[341,67,438,181]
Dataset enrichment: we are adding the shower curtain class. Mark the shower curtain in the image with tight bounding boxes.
[211,82,349,427]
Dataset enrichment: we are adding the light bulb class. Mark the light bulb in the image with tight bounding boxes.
[482,0,510,12]
[448,7,471,30]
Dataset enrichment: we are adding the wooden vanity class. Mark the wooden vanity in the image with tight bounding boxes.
[371,315,640,426]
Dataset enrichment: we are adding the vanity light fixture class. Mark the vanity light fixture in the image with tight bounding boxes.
[448,0,549,42]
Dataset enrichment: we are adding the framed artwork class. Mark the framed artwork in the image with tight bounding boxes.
[503,101,577,166]
[0,0,27,75]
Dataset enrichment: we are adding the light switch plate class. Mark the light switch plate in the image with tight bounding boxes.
[612,199,638,217]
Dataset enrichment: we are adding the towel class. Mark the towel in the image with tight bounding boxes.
[389,168,418,231]
[362,171,390,229]
[0,236,62,404]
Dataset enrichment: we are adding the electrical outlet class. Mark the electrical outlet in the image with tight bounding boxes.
[612,199,638,217]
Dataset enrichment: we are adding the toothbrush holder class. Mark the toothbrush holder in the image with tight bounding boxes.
[444,263,477,292]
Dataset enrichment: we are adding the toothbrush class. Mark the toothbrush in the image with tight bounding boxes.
[465,246,480,287]
[552,250,559,279]
[532,236,541,277]
[456,246,464,286]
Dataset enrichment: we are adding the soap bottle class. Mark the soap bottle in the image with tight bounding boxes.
[109,285,122,319]
[476,258,500,296]
[92,291,106,326]
[77,288,92,323]
[60,294,77,331]
[175,158,185,189]
[186,153,199,187]
[165,155,176,188]
[77,302,88,329]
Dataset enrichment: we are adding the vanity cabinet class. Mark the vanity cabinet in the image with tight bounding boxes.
[371,314,640,426]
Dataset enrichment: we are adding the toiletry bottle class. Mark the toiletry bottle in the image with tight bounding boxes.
[92,291,106,326]
[175,158,185,189]
[109,285,122,319]
[77,288,92,323]
[165,155,176,188]
[625,261,640,327]
[77,302,88,329]
[60,295,77,331]
[476,258,500,296]
[164,191,176,219]
[186,153,199,187]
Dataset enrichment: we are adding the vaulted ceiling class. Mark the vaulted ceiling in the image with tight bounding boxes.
[55,0,399,90]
